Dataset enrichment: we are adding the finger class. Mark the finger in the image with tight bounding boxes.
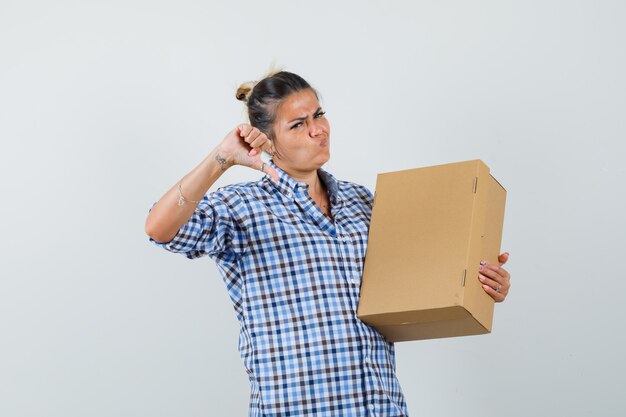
[244,128,262,144]
[478,272,506,295]
[238,124,250,137]
[481,283,506,302]
[480,263,511,295]
[480,262,507,283]
[259,139,274,154]
[249,135,267,149]
[498,252,510,266]
[247,134,272,158]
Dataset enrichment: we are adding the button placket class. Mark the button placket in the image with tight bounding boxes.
[364,360,377,416]
[335,227,351,286]
[336,226,359,287]
[335,225,376,413]
[330,196,383,415]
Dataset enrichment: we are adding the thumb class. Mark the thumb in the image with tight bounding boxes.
[498,252,510,266]
[252,158,280,183]
[264,164,280,183]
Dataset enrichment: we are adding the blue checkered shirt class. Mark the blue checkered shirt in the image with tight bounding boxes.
[148,160,409,416]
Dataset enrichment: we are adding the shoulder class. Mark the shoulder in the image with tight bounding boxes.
[209,179,262,200]
[337,180,374,207]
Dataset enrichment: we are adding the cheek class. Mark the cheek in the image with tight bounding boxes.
[278,134,303,154]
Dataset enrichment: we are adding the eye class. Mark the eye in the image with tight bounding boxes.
[314,110,326,118]
[290,122,303,130]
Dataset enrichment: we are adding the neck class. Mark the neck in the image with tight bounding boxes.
[275,160,325,194]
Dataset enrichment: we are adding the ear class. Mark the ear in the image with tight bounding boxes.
[268,137,279,158]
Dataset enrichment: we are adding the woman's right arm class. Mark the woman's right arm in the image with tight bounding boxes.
[145,124,279,243]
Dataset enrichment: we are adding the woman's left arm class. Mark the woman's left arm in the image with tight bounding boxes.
[478,252,511,302]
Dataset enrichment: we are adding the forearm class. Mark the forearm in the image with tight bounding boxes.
[145,146,231,243]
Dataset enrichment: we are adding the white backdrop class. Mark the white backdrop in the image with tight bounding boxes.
[1,1,625,416]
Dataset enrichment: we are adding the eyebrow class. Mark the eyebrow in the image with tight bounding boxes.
[288,107,323,124]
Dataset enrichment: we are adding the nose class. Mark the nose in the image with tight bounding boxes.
[309,119,324,138]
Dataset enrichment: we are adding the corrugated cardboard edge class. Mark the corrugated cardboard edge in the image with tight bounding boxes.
[358,305,471,326]
[374,311,490,342]
[462,160,495,332]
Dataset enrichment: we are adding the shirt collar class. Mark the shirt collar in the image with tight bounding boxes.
[265,159,342,204]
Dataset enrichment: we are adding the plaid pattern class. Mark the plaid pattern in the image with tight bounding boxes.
[148,160,409,417]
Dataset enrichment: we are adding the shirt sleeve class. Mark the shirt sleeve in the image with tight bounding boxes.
[147,190,248,259]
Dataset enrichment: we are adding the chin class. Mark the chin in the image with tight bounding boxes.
[316,152,331,167]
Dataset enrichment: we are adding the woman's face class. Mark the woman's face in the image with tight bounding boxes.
[271,88,330,173]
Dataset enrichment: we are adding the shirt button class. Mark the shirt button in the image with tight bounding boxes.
[368,404,375,411]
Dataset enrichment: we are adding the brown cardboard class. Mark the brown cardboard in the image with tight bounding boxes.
[357,159,507,342]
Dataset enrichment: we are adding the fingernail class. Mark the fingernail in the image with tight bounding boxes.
[482,284,490,291]
[479,274,485,281]
[479,265,483,270]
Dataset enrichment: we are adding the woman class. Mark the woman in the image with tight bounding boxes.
[145,70,511,417]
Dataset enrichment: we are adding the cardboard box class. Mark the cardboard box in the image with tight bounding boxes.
[357,159,507,342]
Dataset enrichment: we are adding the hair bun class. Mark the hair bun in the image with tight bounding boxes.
[236,81,256,103]
[236,64,286,103]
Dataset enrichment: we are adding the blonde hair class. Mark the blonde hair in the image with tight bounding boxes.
[235,63,285,103]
